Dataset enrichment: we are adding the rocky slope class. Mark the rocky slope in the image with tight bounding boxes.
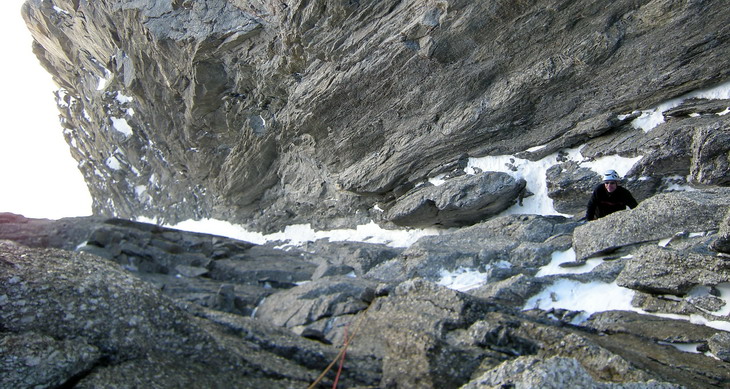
[21,0,730,232]
[2,192,730,387]
[7,0,730,387]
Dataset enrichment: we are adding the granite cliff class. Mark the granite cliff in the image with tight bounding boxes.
[5,0,730,387]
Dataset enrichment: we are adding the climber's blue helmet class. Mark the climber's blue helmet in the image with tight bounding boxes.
[603,170,620,182]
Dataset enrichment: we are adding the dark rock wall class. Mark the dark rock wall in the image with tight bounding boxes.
[21,0,730,231]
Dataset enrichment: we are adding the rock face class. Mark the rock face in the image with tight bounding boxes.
[3,207,730,388]
[0,239,381,388]
[10,0,730,387]
[21,0,730,231]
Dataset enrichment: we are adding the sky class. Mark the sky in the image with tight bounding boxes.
[0,1,92,219]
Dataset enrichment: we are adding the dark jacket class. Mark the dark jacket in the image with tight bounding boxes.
[586,184,638,221]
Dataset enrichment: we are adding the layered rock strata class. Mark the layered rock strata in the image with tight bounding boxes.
[21,0,730,231]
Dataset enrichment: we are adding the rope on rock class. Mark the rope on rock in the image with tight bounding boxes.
[307,302,374,389]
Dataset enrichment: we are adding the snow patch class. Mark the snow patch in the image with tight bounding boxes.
[428,174,447,186]
[466,151,573,216]
[134,185,146,197]
[523,279,730,331]
[523,280,637,324]
[53,6,70,14]
[657,341,703,354]
[630,80,730,132]
[535,249,604,276]
[116,92,134,104]
[97,77,109,91]
[106,156,122,171]
[437,268,489,292]
[437,261,512,292]
[581,154,642,179]
[144,218,441,248]
[111,117,133,137]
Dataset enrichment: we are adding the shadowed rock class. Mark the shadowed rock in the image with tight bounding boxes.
[0,240,380,387]
[385,171,527,227]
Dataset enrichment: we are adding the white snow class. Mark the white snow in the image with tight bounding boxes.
[97,77,109,91]
[714,283,730,317]
[661,175,696,192]
[522,279,730,331]
[580,154,643,179]
[523,280,637,324]
[718,107,730,116]
[630,80,730,132]
[134,185,146,197]
[437,261,511,292]
[535,249,604,276]
[466,151,571,216]
[437,268,489,292]
[428,174,447,186]
[106,156,122,170]
[111,117,133,136]
[116,92,134,104]
[53,6,70,15]
[657,341,702,354]
[658,238,672,247]
[143,218,441,248]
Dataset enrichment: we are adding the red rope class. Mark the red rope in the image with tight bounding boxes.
[332,325,350,389]
[307,303,372,389]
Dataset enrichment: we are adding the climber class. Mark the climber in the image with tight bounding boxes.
[585,170,638,221]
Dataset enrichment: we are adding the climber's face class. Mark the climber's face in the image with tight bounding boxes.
[604,181,618,193]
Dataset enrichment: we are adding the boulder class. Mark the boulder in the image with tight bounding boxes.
[711,208,730,254]
[254,276,377,344]
[584,311,721,344]
[0,332,100,389]
[546,161,598,216]
[351,279,697,388]
[573,188,730,260]
[709,332,730,363]
[470,274,550,307]
[299,239,404,276]
[462,356,681,389]
[615,246,730,295]
[690,118,730,186]
[351,279,499,388]
[664,98,730,118]
[0,213,105,250]
[385,171,526,227]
